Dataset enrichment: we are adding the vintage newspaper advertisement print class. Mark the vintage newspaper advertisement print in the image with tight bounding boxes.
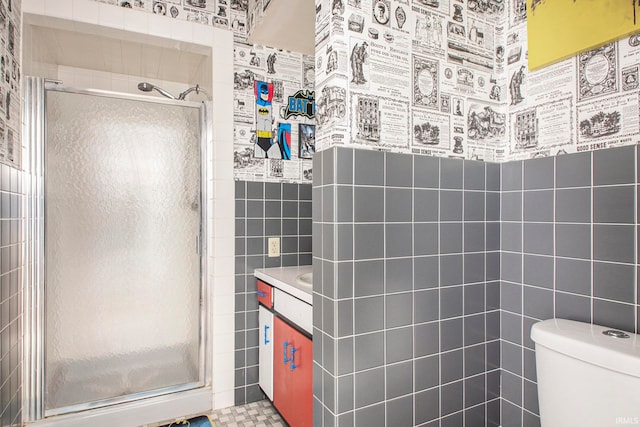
[316,83,347,129]
[412,109,451,152]
[467,102,506,145]
[413,55,440,109]
[577,43,618,102]
[317,41,349,87]
[350,93,410,149]
[446,14,495,72]
[526,58,576,104]
[509,98,574,155]
[440,63,496,99]
[411,7,446,59]
[234,143,267,181]
[509,0,526,28]
[577,94,640,149]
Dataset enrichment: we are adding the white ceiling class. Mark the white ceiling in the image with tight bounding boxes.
[247,0,315,55]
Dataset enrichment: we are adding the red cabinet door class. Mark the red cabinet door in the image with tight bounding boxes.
[256,279,273,309]
[273,316,312,427]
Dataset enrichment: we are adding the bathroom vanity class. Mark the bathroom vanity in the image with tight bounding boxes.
[254,266,313,427]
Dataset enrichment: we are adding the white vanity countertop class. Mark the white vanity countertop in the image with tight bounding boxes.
[254,265,313,305]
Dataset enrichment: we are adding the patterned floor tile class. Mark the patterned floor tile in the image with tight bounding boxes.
[210,400,284,427]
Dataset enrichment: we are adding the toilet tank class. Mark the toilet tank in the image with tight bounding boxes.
[531,319,640,427]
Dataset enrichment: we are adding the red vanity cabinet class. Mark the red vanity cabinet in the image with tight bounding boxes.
[255,267,313,427]
[272,316,313,427]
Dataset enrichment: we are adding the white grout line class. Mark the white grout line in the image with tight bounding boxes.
[635,145,638,334]
[591,151,595,324]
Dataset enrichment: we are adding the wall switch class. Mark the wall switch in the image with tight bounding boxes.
[268,237,280,257]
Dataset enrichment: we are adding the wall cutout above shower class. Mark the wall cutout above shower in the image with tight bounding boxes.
[22,15,212,99]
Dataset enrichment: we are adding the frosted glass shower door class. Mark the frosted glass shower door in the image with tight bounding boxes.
[44,90,203,413]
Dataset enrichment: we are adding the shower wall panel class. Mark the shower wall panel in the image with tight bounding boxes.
[0,164,23,427]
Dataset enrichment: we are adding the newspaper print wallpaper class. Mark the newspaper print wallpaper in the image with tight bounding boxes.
[315,0,640,162]
[315,0,508,161]
[0,0,21,169]
[95,0,640,164]
[94,0,249,36]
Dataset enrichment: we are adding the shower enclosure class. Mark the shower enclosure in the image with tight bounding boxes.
[22,78,211,426]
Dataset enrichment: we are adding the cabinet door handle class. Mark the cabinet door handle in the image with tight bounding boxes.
[290,346,297,371]
[256,290,267,297]
[283,341,290,364]
[263,325,270,345]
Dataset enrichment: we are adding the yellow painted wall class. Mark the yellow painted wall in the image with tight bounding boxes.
[528,0,640,70]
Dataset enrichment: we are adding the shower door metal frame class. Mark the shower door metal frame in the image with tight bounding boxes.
[22,77,212,422]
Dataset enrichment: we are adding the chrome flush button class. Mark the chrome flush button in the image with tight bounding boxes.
[602,329,630,339]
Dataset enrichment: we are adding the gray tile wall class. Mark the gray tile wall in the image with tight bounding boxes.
[0,164,22,427]
[313,147,501,427]
[500,145,640,427]
[234,180,312,405]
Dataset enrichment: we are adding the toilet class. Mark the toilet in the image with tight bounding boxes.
[531,319,640,426]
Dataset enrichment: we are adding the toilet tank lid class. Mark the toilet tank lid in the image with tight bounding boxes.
[531,319,640,378]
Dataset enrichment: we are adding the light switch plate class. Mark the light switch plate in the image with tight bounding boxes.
[268,237,280,257]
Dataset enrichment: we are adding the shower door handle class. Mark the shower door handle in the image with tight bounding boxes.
[196,234,201,255]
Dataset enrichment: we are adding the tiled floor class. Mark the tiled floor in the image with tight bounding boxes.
[210,400,285,427]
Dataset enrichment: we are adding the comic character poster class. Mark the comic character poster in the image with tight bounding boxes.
[254,80,279,158]
[277,123,292,160]
[298,124,316,159]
